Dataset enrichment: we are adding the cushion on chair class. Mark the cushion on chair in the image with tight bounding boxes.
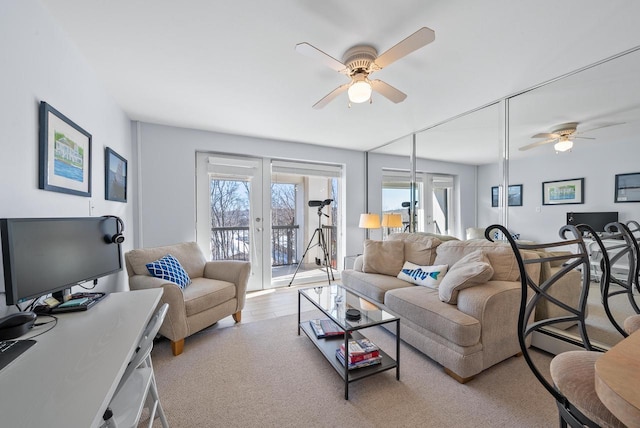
[362,239,404,276]
[146,254,192,289]
[438,250,494,304]
[550,351,625,428]
[624,314,640,335]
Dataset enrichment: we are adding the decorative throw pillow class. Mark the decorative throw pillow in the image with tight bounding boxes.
[146,254,192,289]
[362,240,404,276]
[397,261,448,288]
[438,250,494,304]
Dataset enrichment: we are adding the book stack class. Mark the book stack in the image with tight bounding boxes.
[309,319,344,339]
[335,338,382,369]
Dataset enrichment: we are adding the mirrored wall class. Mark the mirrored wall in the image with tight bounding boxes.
[366,45,640,347]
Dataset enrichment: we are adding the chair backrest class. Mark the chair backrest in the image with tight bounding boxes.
[486,224,601,405]
[599,222,640,337]
[625,220,640,292]
[113,303,169,396]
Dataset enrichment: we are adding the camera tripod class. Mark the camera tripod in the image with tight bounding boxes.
[288,205,335,286]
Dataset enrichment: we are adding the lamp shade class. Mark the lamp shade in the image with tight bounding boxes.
[359,213,380,229]
[381,213,403,228]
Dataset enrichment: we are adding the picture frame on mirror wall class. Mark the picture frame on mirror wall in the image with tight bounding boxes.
[614,172,640,203]
[491,184,523,207]
[39,101,92,197]
[105,147,127,202]
[542,178,584,205]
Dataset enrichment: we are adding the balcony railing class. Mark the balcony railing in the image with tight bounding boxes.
[210,224,336,268]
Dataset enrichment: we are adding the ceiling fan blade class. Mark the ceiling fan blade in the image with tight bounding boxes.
[573,136,596,140]
[370,80,407,103]
[312,83,350,109]
[519,138,556,151]
[531,132,560,139]
[373,27,435,70]
[295,42,346,73]
[575,122,625,135]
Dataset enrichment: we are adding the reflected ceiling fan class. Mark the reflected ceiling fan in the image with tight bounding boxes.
[519,122,623,152]
[295,27,435,109]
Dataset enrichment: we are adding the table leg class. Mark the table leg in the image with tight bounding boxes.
[297,291,301,335]
[344,333,350,400]
[396,319,401,381]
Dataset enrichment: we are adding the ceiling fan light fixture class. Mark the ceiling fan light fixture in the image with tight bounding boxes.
[554,139,574,152]
[348,80,372,103]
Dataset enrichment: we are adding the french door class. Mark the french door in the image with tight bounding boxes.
[196,153,270,291]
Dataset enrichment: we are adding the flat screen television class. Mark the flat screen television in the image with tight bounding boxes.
[1,217,123,305]
[566,211,619,233]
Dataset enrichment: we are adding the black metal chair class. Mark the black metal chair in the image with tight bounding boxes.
[487,224,625,428]
[597,222,640,337]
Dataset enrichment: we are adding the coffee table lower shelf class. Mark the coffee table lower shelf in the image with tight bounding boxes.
[299,321,398,399]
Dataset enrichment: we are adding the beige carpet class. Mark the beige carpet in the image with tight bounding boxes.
[148,314,559,428]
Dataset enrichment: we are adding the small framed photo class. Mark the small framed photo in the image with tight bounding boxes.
[491,186,499,207]
[508,184,523,206]
[542,178,584,205]
[615,172,640,203]
[105,147,127,202]
[491,184,523,207]
[39,101,92,197]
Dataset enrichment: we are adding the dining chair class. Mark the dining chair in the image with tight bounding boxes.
[487,224,625,428]
[101,303,170,428]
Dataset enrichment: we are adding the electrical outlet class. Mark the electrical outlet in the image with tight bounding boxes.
[535,206,541,213]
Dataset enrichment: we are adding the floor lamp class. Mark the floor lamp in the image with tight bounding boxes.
[359,213,380,239]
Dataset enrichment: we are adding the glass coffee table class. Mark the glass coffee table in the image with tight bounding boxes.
[298,283,400,399]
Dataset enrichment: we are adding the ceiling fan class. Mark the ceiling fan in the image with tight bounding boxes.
[295,27,435,109]
[519,122,623,152]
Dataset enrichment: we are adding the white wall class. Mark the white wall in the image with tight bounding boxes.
[134,122,367,259]
[0,1,133,315]
[477,139,640,243]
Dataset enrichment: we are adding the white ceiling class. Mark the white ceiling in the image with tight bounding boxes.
[40,0,640,161]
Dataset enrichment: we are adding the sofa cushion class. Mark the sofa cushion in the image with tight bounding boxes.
[387,233,442,265]
[384,286,481,347]
[362,239,404,276]
[146,254,192,288]
[434,240,519,282]
[397,261,448,288]
[341,270,412,303]
[439,251,494,304]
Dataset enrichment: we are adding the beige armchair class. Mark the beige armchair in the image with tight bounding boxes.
[125,242,250,356]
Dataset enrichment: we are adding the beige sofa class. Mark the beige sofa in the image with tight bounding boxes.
[341,232,579,382]
[125,242,251,356]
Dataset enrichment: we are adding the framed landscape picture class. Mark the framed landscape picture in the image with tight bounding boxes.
[39,101,92,197]
[542,178,584,205]
[105,147,127,202]
[614,172,640,203]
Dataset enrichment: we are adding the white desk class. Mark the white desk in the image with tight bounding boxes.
[0,288,163,428]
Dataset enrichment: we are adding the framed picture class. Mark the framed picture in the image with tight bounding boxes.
[491,184,523,207]
[508,184,523,206]
[39,101,92,197]
[491,186,499,207]
[542,178,584,205]
[615,172,640,203]
[105,147,127,202]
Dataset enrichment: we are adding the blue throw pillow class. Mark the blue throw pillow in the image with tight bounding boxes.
[146,254,191,289]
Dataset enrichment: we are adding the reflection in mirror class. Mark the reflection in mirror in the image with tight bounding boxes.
[506,47,640,349]
[415,103,503,237]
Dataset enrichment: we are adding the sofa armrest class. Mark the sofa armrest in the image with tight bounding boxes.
[203,260,251,311]
[353,255,364,272]
[128,275,188,342]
